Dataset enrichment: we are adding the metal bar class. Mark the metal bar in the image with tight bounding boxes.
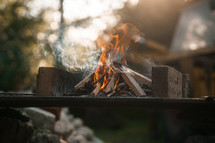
[0,92,36,96]
[0,94,215,109]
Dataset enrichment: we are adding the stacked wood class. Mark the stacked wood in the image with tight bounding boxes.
[75,63,152,97]
[74,72,94,91]
[120,67,146,96]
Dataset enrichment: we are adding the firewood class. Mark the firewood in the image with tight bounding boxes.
[105,75,115,93]
[152,65,182,98]
[75,72,94,90]
[117,83,127,91]
[91,83,101,96]
[37,67,80,96]
[107,91,115,97]
[182,74,189,98]
[92,71,107,85]
[110,63,121,74]
[121,70,146,96]
[121,66,152,87]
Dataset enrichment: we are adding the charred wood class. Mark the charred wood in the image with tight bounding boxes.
[75,72,94,90]
[105,75,116,93]
[91,83,101,96]
[121,69,146,96]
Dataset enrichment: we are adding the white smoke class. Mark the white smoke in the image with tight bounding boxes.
[26,0,139,71]
[55,41,100,71]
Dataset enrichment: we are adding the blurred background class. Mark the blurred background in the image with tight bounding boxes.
[0,0,215,142]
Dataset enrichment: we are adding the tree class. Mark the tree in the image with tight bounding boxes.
[0,0,45,91]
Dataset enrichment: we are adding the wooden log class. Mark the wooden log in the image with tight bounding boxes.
[105,75,115,93]
[121,70,146,96]
[121,66,152,87]
[110,63,121,74]
[152,65,183,98]
[75,71,94,90]
[182,74,189,98]
[92,71,106,85]
[117,83,128,91]
[91,83,101,96]
[107,91,115,97]
[37,67,81,96]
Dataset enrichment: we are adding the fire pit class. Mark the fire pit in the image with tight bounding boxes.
[3,23,191,108]
[74,23,152,97]
[1,93,215,109]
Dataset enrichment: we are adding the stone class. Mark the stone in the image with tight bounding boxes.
[60,138,68,143]
[31,131,61,143]
[89,137,104,143]
[67,135,87,143]
[54,108,74,137]
[43,107,61,120]
[60,108,70,122]
[73,127,94,141]
[54,120,74,137]
[24,107,56,132]
[73,118,83,129]
[68,114,74,122]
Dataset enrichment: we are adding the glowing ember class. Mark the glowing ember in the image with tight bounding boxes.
[93,23,141,92]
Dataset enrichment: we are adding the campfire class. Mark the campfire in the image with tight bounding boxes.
[36,24,187,98]
[75,23,152,97]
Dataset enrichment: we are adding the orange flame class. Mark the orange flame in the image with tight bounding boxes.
[94,23,141,92]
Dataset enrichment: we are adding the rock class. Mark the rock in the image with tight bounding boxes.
[68,114,74,122]
[31,131,61,143]
[73,118,83,129]
[24,107,55,132]
[54,108,74,138]
[60,138,68,143]
[60,108,70,122]
[67,135,87,143]
[43,107,61,120]
[89,137,104,143]
[73,127,94,141]
[59,108,74,123]
[54,120,74,137]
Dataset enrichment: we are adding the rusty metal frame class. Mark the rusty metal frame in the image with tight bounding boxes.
[0,93,215,109]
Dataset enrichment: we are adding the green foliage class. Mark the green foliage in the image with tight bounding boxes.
[0,0,44,91]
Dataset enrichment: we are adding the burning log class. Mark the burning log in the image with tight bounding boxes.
[91,83,101,96]
[120,66,152,87]
[75,72,94,90]
[92,71,107,86]
[105,75,116,93]
[36,23,189,98]
[74,23,152,97]
[107,91,115,97]
[74,63,150,97]
[120,68,146,96]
